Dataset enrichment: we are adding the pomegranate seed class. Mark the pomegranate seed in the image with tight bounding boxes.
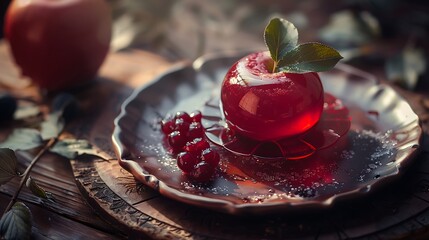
[161,110,220,183]
[184,138,210,155]
[174,118,190,134]
[177,152,200,173]
[201,148,220,167]
[161,118,175,134]
[175,111,191,123]
[188,122,204,140]
[167,131,187,152]
[190,161,215,182]
[190,110,202,122]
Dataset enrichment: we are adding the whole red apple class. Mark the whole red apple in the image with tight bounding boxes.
[4,0,111,91]
[221,51,324,141]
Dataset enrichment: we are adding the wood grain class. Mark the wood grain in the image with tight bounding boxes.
[0,40,172,239]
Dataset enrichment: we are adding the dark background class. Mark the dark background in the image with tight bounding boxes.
[0,0,11,39]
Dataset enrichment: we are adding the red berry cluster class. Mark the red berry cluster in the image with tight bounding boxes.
[161,111,220,182]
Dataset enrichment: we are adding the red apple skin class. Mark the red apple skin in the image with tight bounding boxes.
[5,0,111,91]
[220,51,324,141]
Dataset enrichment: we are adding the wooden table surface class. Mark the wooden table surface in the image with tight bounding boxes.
[0,40,172,239]
[1,27,429,239]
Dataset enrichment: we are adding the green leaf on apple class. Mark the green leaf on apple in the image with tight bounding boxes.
[278,43,343,73]
[264,18,298,71]
[264,17,342,73]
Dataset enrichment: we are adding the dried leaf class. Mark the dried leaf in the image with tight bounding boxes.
[40,112,64,141]
[50,139,106,160]
[14,105,41,120]
[319,10,380,48]
[0,148,19,185]
[385,45,426,90]
[0,129,43,151]
[111,0,171,51]
[26,177,54,201]
[40,93,78,140]
[51,93,78,122]
[0,202,32,240]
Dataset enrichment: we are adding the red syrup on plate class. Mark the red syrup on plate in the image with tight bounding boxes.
[205,51,351,160]
[203,93,351,160]
[200,94,351,198]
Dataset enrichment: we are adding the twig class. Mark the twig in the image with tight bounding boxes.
[2,138,58,215]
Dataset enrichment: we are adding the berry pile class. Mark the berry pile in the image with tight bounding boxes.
[161,111,220,182]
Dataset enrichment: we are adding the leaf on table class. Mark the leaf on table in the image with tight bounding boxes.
[278,43,343,73]
[40,93,79,140]
[337,45,376,62]
[0,202,32,240]
[14,105,41,120]
[264,17,298,64]
[319,10,380,48]
[385,45,426,90]
[111,0,171,51]
[40,112,64,141]
[51,93,78,123]
[0,148,19,185]
[0,128,43,151]
[26,177,54,201]
[50,139,107,160]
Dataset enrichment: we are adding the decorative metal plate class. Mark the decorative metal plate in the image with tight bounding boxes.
[112,51,422,215]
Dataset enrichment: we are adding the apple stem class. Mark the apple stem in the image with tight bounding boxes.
[272,61,278,73]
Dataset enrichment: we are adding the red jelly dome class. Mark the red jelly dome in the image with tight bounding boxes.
[220,51,324,141]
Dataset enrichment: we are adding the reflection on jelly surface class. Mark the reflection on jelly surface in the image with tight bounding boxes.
[220,52,324,141]
[204,93,351,160]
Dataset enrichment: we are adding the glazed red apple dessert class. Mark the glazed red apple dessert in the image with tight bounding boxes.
[221,18,342,141]
[161,18,343,182]
[221,52,324,141]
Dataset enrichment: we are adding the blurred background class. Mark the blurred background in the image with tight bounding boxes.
[1,0,428,91]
